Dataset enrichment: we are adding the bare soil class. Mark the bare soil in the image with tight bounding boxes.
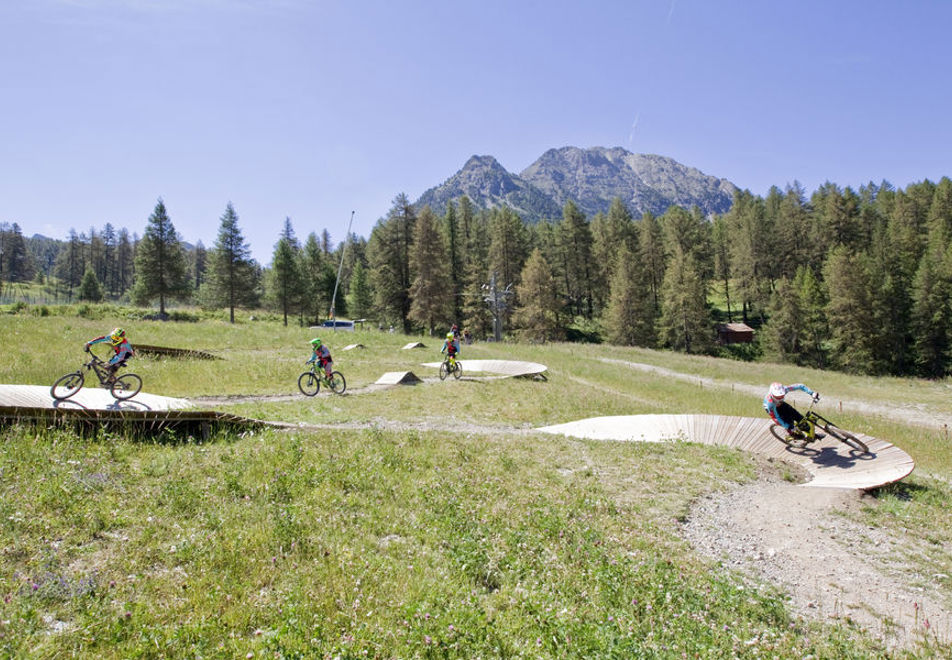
[681,464,951,651]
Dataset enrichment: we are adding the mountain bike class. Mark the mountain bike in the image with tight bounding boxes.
[439,355,462,380]
[298,364,346,396]
[51,347,142,401]
[769,400,868,453]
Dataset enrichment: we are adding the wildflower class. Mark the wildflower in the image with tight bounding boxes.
[424,635,432,645]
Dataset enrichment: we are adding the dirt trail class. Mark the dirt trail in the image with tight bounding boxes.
[683,474,951,651]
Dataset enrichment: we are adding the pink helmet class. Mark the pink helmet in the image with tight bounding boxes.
[768,382,786,400]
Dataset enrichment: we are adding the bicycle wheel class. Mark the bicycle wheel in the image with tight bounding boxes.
[452,362,462,379]
[111,373,142,400]
[439,361,449,381]
[298,372,320,396]
[769,423,809,448]
[51,371,84,400]
[820,421,869,453]
[327,371,347,394]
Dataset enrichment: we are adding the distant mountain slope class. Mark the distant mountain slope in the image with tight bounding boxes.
[415,155,562,221]
[414,146,738,222]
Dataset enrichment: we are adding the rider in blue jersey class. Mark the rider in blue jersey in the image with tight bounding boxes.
[764,381,820,438]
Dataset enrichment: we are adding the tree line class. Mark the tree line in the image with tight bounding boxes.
[5,177,952,378]
[363,178,952,379]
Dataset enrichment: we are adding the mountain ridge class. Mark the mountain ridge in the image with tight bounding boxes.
[415,146,738,222]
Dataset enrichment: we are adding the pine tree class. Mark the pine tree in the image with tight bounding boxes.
[205,203,260,322]
[367,194,416,331]
[131,199,191,315]
[192,240,208,291]
[760,277,803,363]
[116,229,135,297]
[460,211,494,339]
[824,247,877,373]
[54,229,85,300]
[347,259,374,319]
[911,246,951,377]
[78,266,103,302]
[658,249,712,354]
[513,249,562,342]
[602,244,656,346]
[299,232,336,324]
[408,207,451,335]
[794,266,828,369]
[268,218,302,327]
[591,198,635,312]
[557,200,596,318]
[3,223,35,283]
[443,202,463,322]
[724,191,772,324]
[487,206,528,290]
[637,212,666,315]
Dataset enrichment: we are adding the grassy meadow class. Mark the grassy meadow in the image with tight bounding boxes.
[2,304,952,658]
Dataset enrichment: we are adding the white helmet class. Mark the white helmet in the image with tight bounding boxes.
[768,382,786,400]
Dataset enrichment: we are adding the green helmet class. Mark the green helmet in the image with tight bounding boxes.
[310,338,322,347]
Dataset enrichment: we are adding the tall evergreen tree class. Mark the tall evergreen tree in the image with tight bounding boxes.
[760,277,803,364]
[116,229,135,297]
[460,211,494,340]
[794,266,828,369]
[602,245,656,347]
[54,229,85,299]
[268,218,302,327]
[637,211,666,314]
[487,206,528,292]
[911,246,951,377]
[78,266,103,302]
[192,240,208,291]
[299,232,336,323]
[408,207,451,335]
[557,200,596,318]
[658,249,712,354]
[2,223,35,283]
[824,247,877,374]
[367,194,416,331]
[205,203,259,322]
[591,198,636,312]
[131,199,191,315]
[347,259,374,320]
[443,201,463,322]
[512,249,562,342]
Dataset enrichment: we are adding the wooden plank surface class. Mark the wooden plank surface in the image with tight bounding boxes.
[537,414,915,491]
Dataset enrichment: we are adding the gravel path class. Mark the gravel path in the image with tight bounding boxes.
[681,469,951,651]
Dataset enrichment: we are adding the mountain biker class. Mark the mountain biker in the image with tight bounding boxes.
[306,338,333,378]
[764,381,820,438]
[85,327,135,381]
[441,331,460,362]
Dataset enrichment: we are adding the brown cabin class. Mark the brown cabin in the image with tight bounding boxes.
[716,322,755,345]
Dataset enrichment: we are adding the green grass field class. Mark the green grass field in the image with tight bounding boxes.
[2,305,951,658]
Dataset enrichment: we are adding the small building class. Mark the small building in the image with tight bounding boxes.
[716,322,755,345]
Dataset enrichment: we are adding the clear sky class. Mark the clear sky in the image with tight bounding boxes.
[2,0,950,264]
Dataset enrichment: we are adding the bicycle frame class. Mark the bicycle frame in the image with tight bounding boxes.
[85,352,121,384]
[792,401,821,440]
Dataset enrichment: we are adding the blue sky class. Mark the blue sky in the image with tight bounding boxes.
[1,0,950,263]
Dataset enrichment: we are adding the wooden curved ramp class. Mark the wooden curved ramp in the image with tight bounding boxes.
[536,414,915,491]
[420,359,548,378]
[0,384,193,411]
[0,384,259,437]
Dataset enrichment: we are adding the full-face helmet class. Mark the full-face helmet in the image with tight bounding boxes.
[768,382,786,401]
[310,338,322,348]
[110,328,126,345]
